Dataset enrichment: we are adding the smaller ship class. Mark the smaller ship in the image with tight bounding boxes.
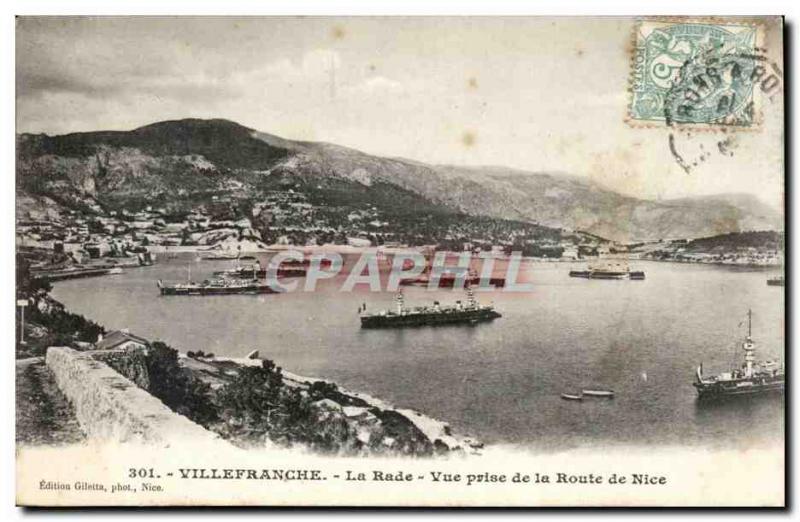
[400,266,506,288]
[213,259,306,279]
[569,261,645,280]
[281,256,333,268]
[360,287,501,328]
[581,389,614,398]
[561,393,583,401]
[694,309,784,399]
[767,276,784,286]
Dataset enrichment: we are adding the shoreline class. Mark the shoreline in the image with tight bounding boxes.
[22,236,784,269]
[206,355,483,453]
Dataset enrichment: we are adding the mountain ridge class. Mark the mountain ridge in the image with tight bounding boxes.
[17,118,782,241]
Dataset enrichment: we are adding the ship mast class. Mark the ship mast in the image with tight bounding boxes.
[742,308,755,378]
[466,285,477,308]
[396,290,405,315]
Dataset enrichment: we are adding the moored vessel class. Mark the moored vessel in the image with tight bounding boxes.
[581,389,614,398]
[157,277,282,295]
[569,261,645,280]
[767,276,784,286]
[359,287,501,328]
[400,267,506,288]
[694,309,784,399]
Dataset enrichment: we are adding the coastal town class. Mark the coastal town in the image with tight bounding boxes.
[17,187,784,278]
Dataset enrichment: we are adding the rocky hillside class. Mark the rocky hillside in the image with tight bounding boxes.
[17,118,782,241]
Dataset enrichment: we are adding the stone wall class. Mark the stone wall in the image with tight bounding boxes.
[45,346,224,447]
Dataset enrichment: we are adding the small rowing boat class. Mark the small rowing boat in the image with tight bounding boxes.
[561,393,583,401]
[581,389,614,398]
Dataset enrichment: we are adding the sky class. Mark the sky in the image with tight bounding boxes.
[16,16,784,208]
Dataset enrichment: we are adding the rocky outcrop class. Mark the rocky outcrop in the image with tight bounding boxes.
[300,399,434,457]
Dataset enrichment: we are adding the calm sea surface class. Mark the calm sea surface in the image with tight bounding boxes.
[52,255,785,452]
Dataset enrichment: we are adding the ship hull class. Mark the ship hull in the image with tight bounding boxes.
[158,284,281,296]
[34,268,115,282]
[399,277,505,288]
[693,379,784,399]
[360,309,501,328]
[569,270,645,280]
[212,268,306,278]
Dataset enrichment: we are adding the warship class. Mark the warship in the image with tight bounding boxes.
[399,266,506,288]
[157,277,282,295]
[693,309,784,399]
[359,287,501,328]
[281,256,333,268]
[569,262,645,280]
[157,264,282,295]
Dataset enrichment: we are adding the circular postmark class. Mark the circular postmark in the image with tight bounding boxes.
[664,45,783,174]
[663,46,758,127]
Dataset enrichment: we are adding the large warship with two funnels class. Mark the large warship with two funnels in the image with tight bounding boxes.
[694,309,784,399]
[359,287,501,328]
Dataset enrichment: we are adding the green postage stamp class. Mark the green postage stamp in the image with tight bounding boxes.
[628,19,762,127]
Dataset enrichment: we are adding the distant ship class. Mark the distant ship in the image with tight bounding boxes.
[569,262,645,280]
[280,256,333,268]
[157,277,282,295]
[157,262,280,295]
[399,265,506,288]
[359,287,501,328]
[694,309,784,399]
[213,259,306,279]
[767,276,784,286]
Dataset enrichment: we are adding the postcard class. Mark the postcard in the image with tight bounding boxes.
[15,16,785,507]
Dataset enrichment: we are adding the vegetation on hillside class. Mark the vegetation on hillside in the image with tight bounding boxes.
[144,341,219,427]
[684,230,784,252]
[16,253,105,358]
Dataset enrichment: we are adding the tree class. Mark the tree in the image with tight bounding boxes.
[214,358,309,445]
[144,341,218,427]
[16,254,52,298]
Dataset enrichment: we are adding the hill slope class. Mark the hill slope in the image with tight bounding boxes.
[16,118,782,241]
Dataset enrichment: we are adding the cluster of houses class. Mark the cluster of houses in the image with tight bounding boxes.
[632,238,784,266]
[17,200,263,259]
[18,188,627,262]
[642,248,783,266]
